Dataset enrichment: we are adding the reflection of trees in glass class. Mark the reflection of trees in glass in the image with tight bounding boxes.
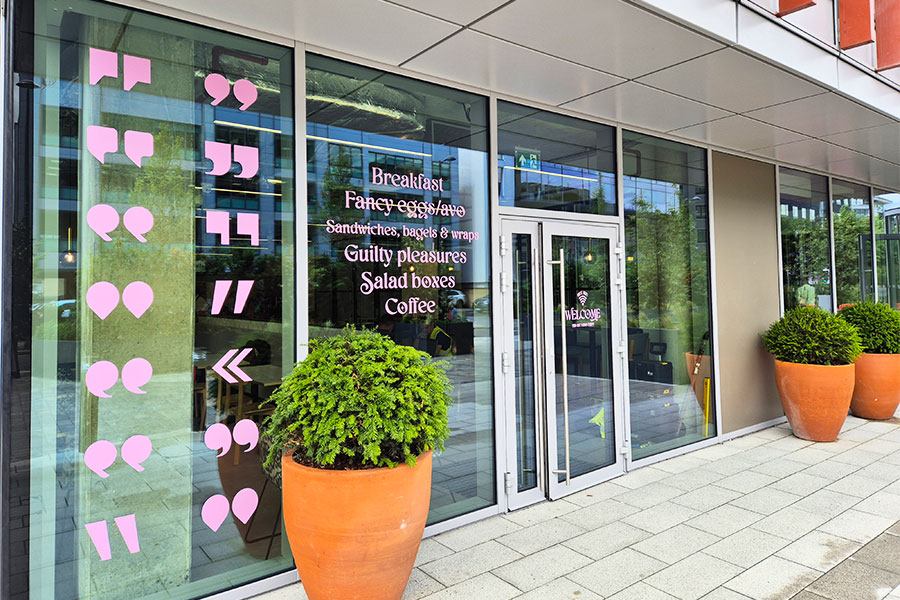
[833,205,870,305]
[781,210,830,310]
[625,189,709,353]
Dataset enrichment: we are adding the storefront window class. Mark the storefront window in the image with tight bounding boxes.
[874,189,900,308]
[622,132,716,460]
[832,179,874,307]
[10,1,294,598]
[497,102,616,216]
[305,54,495,524]
[780,168,832,311]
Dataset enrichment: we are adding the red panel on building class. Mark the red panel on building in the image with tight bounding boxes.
[777,0,816,17]
[876,0,900,70]
[840,0,875,49]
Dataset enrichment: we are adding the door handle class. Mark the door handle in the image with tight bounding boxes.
[547,247,570,486]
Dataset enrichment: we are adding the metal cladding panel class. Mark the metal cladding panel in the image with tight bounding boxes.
[840,0,876,49]
[777,0,817,17]
[876,0,900,70]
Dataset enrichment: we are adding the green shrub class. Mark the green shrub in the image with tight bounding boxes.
[762,306,862,365]
[837,302,900,354]
[262,326,452,470]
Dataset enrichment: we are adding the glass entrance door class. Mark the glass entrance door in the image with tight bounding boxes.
[501,220,624,507]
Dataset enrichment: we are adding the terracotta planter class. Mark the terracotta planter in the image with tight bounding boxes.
[851,353,900,420]
[774,359,854,442]
[282,450,432,600]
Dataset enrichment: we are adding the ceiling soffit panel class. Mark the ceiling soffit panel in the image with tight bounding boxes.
[744,92,894,137]
[562,82,732,133]
[823,123,900,162]
[669,115,809,150]
[404,30,625,107]
[296,0,461,65]
[387,0,510,25]
[471,0,724,79]
[637,48,827,113]
[630,0,738,43]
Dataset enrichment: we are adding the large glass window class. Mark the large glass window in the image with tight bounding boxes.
[9,1,294,598]
[832,179,874,307]
[305,54,494,524]
[623,132,716,460]
[874,189,900,308]
[497,101,616,216]
[780,168,832,311]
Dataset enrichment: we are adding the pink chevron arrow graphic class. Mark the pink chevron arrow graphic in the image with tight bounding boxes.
[212,348,253,384]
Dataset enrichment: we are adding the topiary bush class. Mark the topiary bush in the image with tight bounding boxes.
[837,302,900,354]
[762,306,863,365]
[262,326,452,470]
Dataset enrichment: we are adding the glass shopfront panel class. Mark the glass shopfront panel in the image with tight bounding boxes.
[9,1,295,598]
[832,179,874,307]
[622,131,716,460]
[874,189,900,308]
[780,168,832,311]
[497,101,616,216]
[305,54,495,524]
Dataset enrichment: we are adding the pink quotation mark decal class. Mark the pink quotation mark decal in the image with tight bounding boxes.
[205,210,259,246]
[204,141,259,178]
[89,48,117,85]
[86,204,119,241]
[204,73,258,110]
[124,131,154,167]
[86,282,119,320]
[87,127,155,166]
[87,126,117,164]
[232,419,259,453]
[237,212,259,246]
[84,435,152,477]
[85,358,153,397]
[211,280,255,315]
[121,282,154,318]
[204,423,232,457]
[204,419,258,457]
[85,514,141,561]
[89,48,151,90]
[88,205,155,243]
[122,55,151,92]
[201,488,259,532]
[86,281,153,319]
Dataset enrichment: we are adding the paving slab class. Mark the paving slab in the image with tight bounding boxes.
[644,553,744,600]
[514,577,603,600]
[566,548,666,597]
[494,517,586,556]
[724,555,820,600]
[775,530,861,571]
[805,558,900,600]
[703,528,789,569]
[851,532,900,575]
[492,545,592,592]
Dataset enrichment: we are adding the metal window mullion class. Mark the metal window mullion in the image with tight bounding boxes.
[828,176,838,312]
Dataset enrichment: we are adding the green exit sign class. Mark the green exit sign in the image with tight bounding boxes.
[515,147,540,171]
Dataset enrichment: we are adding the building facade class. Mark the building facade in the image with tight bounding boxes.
[3,0,900,598]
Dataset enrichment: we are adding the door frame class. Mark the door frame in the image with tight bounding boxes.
[499,216,629,508]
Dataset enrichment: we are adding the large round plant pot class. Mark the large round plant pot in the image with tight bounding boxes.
[282,450,433,600]
[774,359,854,442]
[851,353,900,420]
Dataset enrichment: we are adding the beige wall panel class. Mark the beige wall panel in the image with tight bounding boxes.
[712,152,784,433]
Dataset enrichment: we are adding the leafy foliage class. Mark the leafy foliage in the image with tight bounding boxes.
[263,327,452,470]
[762,306,862,365]
[837,302,900,354]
